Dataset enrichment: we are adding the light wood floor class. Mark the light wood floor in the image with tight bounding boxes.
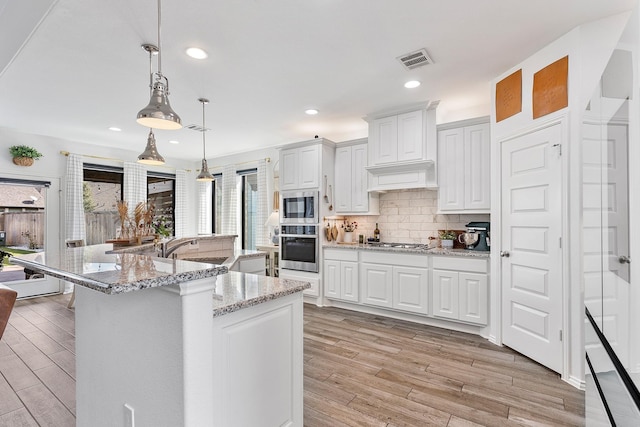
[0,294,584,426]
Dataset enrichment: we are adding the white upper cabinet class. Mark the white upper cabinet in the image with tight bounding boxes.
[370,115,398,164]
[334,139,379,214]
[280,144,320,191]
[437,118,490,213]
[365,102,439,192]
[370,110,423,165]
[397,110,424,162]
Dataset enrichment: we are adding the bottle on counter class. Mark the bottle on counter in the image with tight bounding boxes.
[374,223,380,242]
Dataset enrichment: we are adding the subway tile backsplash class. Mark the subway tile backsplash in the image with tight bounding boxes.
[346,189,490,244]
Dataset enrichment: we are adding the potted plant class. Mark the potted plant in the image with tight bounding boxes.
[439,230,456,249]
[0,250,12,271]
[341,221,358,243]
[9,145,44,166]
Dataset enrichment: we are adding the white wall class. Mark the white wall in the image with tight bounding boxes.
[489,11,632,386]
[0,128,198,248]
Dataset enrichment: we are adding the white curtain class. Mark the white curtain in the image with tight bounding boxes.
[256,159,268,246]
[174,170,188,238]
[123,162,147,218]
[197,181,212,235]
[65,154,86,241]
[221,164,238,248]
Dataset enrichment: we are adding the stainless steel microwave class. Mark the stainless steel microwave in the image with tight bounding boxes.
[280,191,318,224]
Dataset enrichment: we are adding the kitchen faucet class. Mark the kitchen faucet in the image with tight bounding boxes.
[158,238,198,258]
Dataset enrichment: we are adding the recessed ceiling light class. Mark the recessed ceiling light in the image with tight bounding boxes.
[169,140,180,144]
[404,80,421,89]
[108,127,121,131]
[186,47,208,59]
[305,109,319,115]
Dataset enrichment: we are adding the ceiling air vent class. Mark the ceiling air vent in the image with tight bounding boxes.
[185,124,210,132]
[397,48,434,70]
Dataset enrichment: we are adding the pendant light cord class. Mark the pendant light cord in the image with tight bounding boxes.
[202,100,206,159]
[157,0,162,76]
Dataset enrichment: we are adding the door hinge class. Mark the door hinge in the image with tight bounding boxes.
[559,330,563,341]
[559,237,562,248]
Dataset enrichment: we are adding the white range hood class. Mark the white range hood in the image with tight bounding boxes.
[365,159,436,192]
[365,101,439,192]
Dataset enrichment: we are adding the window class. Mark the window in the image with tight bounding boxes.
[83,165,123,245]
[147,172,175,238]
[239,169,258,250]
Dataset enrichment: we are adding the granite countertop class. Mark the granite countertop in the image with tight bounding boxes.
[178,249,265,269]
[11,244,228,295]
[212,271,310,317]
[323,242,490,258]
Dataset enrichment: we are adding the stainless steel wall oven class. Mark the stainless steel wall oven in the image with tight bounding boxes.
[280,225,318,272]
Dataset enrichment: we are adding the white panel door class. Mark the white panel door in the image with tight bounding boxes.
[371,116,398,164]
[583,121,630,365]
[397,110,423,162]
[298,145,319,188]
[459,272,488,325]
[323,259,340,299]
[432,270,459,320]
[437,128,465,211]
[280,149,299,191]
[361,263,393,308]
[351,144,368,212]
[393,266,428,315]
[501,123,563,373]
[464,123,491,210]
[340,261,359,302]
[334,146,352,212]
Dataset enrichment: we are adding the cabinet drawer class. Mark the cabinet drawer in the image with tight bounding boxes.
[432,256,487,273]
[360,251,428,268]
[325,248,358,262]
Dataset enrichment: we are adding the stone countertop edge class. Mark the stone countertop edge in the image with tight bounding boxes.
[322,243,490,258]
[106,243,156,254]
[212,272,311,317]
[223,249,266,268]
[11,257,228,295]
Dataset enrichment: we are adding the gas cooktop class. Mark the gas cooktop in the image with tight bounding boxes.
[365,242,431,250]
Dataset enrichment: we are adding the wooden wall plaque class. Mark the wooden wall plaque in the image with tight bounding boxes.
[533,56,568,119]
[495,69,522,122]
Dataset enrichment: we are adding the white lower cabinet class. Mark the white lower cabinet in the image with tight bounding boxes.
[323,248,487,325]
[394,266,429,314]
[324,259,359,302]
[361,263,393,308]
[324,249,359,302]
[360,252,429,315]
[431,257,488,325]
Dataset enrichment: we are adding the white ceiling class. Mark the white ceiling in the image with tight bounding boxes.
[0,0,635,162]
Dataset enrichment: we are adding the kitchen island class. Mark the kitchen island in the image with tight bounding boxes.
[11,244,310,427]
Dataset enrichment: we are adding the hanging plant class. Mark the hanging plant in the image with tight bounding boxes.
[9,145,44,166]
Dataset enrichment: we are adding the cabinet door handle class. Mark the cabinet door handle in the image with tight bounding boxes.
[500,251,510,258]
[619,255,631,264]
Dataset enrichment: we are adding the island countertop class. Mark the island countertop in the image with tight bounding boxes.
[10,243,228,295]
[212,271,310,317]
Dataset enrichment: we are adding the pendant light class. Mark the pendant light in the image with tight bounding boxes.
[137,44,165,165]
[138,129,166,165]
[136,0,182,130]
[196,98,214,182]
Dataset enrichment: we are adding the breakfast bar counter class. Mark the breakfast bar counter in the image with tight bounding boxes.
[11,244,310,427]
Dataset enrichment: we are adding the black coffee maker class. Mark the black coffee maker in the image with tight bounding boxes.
[465,222,490,251]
